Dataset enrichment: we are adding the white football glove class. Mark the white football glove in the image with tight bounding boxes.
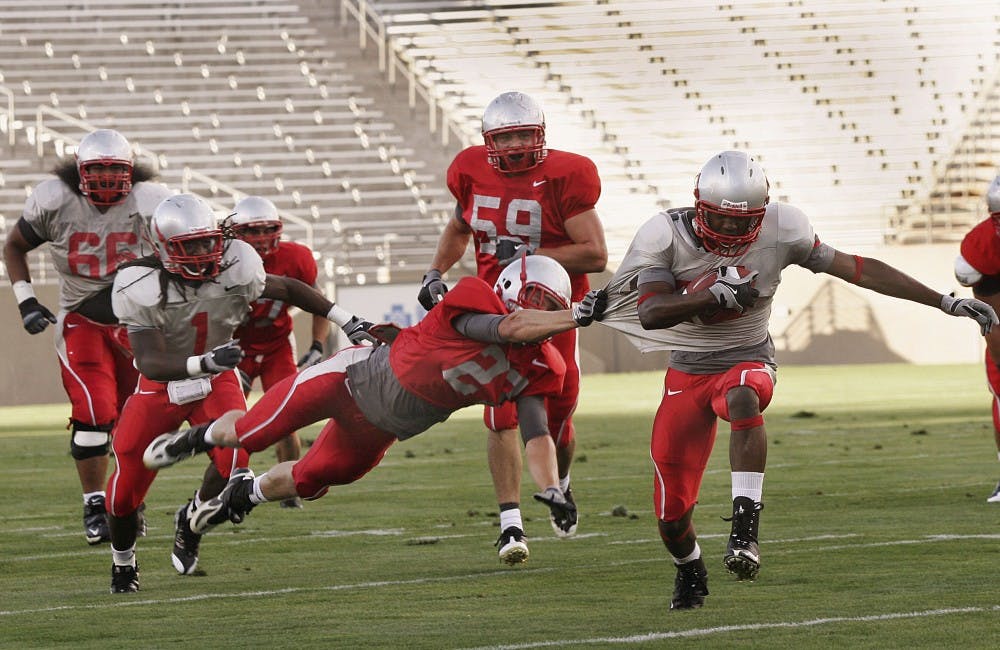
[940,294,999,335]
[708,267,759,313]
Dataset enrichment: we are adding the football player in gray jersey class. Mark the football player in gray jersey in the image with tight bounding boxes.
[601,151,997,610]
[105,193,374,594]
[3,129,172,545]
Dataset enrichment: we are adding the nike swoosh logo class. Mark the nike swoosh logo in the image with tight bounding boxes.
[137,390,159,395]
[532,180,547,187]
[666,389,683,396]
[65,323,79,328]
[531,359,549,369]
[224,285,240,292]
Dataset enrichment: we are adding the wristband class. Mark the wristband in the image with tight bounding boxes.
[186,355,205,377]
[13,280,36,304]
[326,304,354,328]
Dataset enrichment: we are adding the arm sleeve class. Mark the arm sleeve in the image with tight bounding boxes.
[514,394,549,443]
[16,217,46,247]
[452,312,506,343]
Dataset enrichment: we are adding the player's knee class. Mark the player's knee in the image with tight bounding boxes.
[70,420,112,460]
[725,385,760,419]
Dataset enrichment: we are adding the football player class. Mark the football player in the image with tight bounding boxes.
[600,150,998,610]
[107,193,375,593]
[418,91,608,551]
[144,255,608,566]
[229,195,331,509]
[3,129,172,545]
[953,175,1000,503]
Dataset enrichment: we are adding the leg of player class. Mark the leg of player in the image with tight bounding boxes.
[275,432,304,509]
[525,435,577,538]
[988,393,1000,503]
[725,386,766,581]
[143,409,245,469]
[488,428,529,565]
[72,421,113,545]
[659,509,709,610]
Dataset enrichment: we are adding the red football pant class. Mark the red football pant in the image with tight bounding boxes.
[238,335,297,392]
[651,362,775,521]
[483,328,579,448]
[107,372,249,516]
[234,347,396,499]
[56,312,138,427]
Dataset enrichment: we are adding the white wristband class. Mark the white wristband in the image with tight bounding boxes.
[12,280,36,304]
[326,304,354,328]
[186,355,205,377]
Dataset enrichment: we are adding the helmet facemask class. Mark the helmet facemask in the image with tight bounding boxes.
[484,125,547,173]
[156,228,223,280]
[231,220,282,258]
[693,194,767,257]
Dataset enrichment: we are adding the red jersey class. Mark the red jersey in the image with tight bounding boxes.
[447,146,601,302]
[960,218,1000,276]
[388,276,566,410]
[233,240,318,352]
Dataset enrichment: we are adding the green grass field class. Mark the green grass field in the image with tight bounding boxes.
[2,363,999,649]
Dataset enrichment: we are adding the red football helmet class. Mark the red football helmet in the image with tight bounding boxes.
[76,129,134,206]
[693,151,769,257]
[482,91,547,173]
[228,195,282,258]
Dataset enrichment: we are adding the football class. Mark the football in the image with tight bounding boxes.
[682,266,753,325]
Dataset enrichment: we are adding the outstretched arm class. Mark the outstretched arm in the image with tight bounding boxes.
[824,249,998,334]
[263,274,376,345]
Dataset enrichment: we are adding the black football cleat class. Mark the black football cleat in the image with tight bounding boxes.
[723,496,763,581]
[84,495,111,545]
[143,424,214,469]
[190,468,256,534]
[171,500,202,575]
[495,526,529,565]
[110,563,139,594]
[670,557,709,610]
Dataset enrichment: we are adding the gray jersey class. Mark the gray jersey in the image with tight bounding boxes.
[112,239,265,360]
[22,178,173,312]
[603,204,834,370]
[347,344,453,440]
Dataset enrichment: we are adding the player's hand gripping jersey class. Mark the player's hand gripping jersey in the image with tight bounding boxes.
[447,146,600,302]
[23,178,172,312]
[601,204,833,353]
[111,239,265,363]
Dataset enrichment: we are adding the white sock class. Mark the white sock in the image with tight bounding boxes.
[249,475,268,505]
[112,544,136,567]
[672,542,701,566]
[559,474,571,493]
[499,508,523,532]
[732,471,764,502]
[83,491,105,504]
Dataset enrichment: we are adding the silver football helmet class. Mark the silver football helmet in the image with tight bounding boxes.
[150,194,223,280]
[987,175,1000,217]
[495,254,571,312]
[481,91,547,173]
[693,151,770,257]
[229,195,282,257]
[76,129,134,206]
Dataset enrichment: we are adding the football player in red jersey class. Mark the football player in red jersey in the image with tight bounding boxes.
[418,91,608,551]
[3,129,172,545]
[144,256,608,566]
[229,196,331,509]
[954,175,1000,503]
[107,194,375,593]
[601,151,997,610]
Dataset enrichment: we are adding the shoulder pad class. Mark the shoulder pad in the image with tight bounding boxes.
[27,178,77,211]
[219,239,266,292]
[112,266,162,311]
[130,182,174,215]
